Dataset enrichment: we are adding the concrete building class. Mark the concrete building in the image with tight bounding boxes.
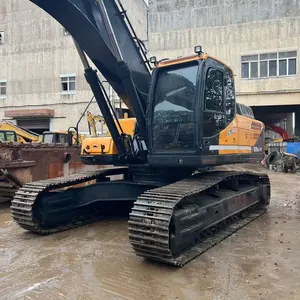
[0,0,148,133]
[1,0,300,140]
[148,0,300,138]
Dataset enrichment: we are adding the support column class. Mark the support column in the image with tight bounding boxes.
[295,108,300,137]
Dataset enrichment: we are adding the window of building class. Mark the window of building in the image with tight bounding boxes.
[0,80,7,98]
[17,118,50,135]
[0,31,4,45]
[60,74,76,94]
[241,51,297,79]
[241,55,258,79]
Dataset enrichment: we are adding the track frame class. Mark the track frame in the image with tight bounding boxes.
[129,170,270,266]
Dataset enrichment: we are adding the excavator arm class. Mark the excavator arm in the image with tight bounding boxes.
[0,121,41,143]
[86,111,106,136]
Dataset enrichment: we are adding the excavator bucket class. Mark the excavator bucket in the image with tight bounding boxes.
[30,0,150,111]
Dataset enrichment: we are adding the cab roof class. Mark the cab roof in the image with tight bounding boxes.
[157,53,233,74]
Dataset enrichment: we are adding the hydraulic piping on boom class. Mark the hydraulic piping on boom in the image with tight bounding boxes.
[11,0,271,267]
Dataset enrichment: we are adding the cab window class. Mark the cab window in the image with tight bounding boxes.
[224,69,236,122]
[203,68,226,137]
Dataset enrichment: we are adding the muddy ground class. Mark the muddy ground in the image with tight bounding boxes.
[0,171,300,300]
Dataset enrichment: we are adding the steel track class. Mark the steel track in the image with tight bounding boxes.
[11,166,271,268]
[11,167,127,234]
[128,170,270,267]
[0,169,20,202]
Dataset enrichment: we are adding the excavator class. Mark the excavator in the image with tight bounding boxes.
[86,111,107,136]
[0,130,18,143]
[82,110,136,163]
[0,120,43,143]
[11,0,270,266]
[0,120,78,144]
[0,119,87,145]
[42,110,120,145]
[42,130,86,145]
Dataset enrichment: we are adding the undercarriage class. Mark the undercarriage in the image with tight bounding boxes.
[11,166,270,266]
[129,170,270,266]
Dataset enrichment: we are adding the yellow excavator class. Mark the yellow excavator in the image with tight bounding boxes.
[42,110,117,145]
[86,111,107,136]
[42,130,86,145]
[0,120,42,143]
[0,130,18,143]
[11,0,270,267]
[82,110,136,161]
[0,120,85,145]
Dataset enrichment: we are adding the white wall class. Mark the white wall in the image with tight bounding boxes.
[0,0,148,131]
[148,0,300,106]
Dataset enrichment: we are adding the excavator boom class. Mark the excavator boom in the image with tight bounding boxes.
[31,0,150,113]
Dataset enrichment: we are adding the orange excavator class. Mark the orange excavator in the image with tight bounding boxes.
[11,0,270,266]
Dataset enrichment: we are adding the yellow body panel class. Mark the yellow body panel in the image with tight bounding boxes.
[107,118,136,137]
[219,114,264,155]
[0,121,42,143]
[81,118,136,156]
[82,114,263,157]
[82,136,117,155]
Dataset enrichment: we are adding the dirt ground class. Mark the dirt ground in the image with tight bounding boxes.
[0,171,300,300]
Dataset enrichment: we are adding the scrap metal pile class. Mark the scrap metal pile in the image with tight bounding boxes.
[0,142,100,202]
[265,150,299,173]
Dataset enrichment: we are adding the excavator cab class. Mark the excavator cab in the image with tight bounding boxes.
[0,130,18,142]
[42,131,69,144]
[147,52,237,168]
[0,120,42,143]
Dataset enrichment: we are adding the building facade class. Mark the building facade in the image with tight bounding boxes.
[1,0,300,138]
[148,0,300,137]
[0,0,148,133]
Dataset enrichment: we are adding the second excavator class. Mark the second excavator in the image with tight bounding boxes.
[11,0,270,266]
[0,120,42,143]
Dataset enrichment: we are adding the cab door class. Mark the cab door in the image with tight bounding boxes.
[200,59,236,155]
[218,68,238,155]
